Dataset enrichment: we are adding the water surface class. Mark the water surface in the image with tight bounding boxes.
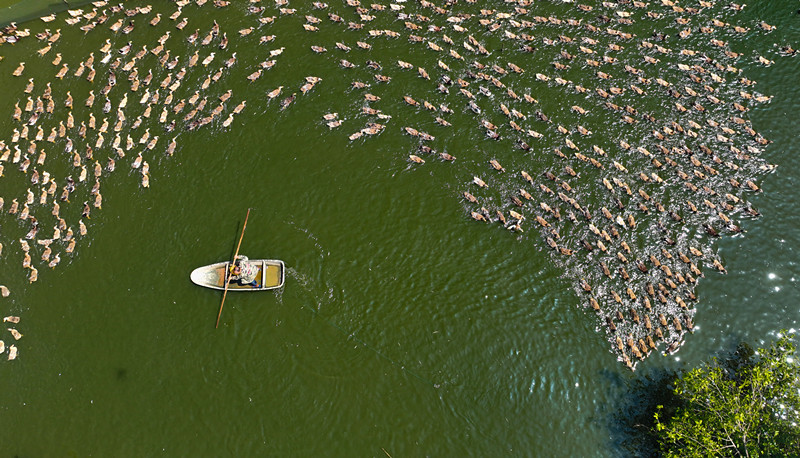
[0,1,797,456]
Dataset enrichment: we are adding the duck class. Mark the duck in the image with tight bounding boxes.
[201,52,215,66]
[60,185,70,202]
[12,62,25,76]
[279,93,296,110]
[166,138,177,156]
[247,69,262,81]
[99,38,112,53]
[90,179,101,196]
[19,155,31,173]
[24,223,38,240]
[41,245,51,261]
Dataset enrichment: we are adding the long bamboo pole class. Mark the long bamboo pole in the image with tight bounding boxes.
[215,208,251,328]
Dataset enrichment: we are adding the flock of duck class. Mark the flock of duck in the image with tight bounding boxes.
[0,0,790,367]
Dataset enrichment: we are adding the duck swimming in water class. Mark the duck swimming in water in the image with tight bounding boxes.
[0,0,774,368]
[279,93,296,111]
[12,62,25,77]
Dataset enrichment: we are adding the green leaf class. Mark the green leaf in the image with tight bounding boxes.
[651,334,800,457]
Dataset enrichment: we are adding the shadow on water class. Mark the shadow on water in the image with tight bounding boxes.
[602,336,757,457]
[603,366,676,458]
[227,217,246,258]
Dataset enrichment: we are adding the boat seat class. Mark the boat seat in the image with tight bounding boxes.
[264,264,280,287]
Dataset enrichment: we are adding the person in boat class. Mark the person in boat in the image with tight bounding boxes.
[228,255,259,287]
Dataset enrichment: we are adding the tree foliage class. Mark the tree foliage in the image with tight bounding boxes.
[654,335,800,457]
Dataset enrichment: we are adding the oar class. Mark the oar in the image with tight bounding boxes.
[215,208,251,328]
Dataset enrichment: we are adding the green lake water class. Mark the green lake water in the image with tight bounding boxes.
[0,1,797,456]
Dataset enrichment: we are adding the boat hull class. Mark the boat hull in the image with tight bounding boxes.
[190,259,285,291]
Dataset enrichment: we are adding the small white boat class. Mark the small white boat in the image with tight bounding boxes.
[191,258,284,291]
